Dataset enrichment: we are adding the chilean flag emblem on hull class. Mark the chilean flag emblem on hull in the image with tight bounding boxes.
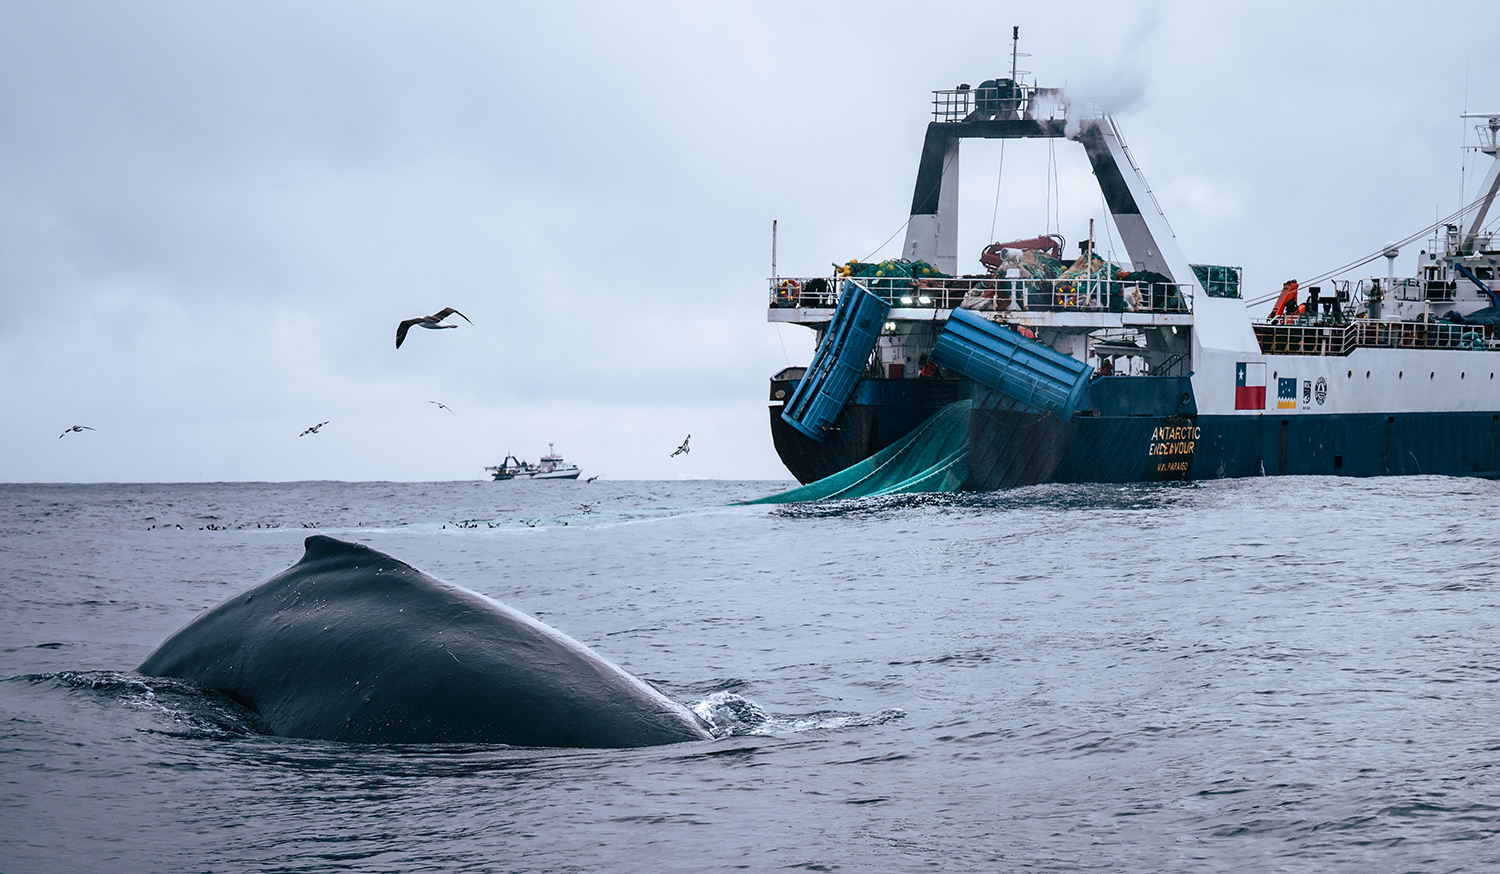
[1235,362,1266,410]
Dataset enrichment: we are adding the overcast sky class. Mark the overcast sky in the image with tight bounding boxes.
[3,0,1497,483]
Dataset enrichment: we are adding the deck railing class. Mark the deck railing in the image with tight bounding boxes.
[930,86,1066,123]
[1252,319,1495,355]
[770,275,1192,315]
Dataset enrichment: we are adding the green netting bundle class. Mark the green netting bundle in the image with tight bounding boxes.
[1191,264,1242,299]
[1051,254,1122,310]
[1059,253,1123,282]
[840,258,952,279]
[867,260,913,297]
[907,260,951,279]
[838,260,882,278]
[971,250,1066,310]
[839,258,953,299]
[1024,251,1066,279]
[1120,269,1171,286]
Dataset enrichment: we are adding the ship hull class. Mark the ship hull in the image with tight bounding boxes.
[967,406,1500,487]
[1193,410,1500,479]
[771,375,1500,488]
[531,469,581,480]
[769,376,970,484]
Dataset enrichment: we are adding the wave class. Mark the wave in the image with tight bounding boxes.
[18,670,273,738]
[16,673,900,750]
[691,690,904,738]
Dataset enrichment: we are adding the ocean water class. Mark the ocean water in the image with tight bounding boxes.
[3,476,1500,873]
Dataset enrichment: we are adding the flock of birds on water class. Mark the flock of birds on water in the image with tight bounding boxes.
[58,306,696,469]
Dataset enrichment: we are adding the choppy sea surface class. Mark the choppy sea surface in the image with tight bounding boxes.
[3,476,1500,873]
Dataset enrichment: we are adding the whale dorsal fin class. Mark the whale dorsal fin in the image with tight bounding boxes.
[301,535,380,561]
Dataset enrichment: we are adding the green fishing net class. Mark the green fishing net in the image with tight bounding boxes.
[749,400,971,503]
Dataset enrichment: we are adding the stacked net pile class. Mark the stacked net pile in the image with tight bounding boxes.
[838,259,948,300]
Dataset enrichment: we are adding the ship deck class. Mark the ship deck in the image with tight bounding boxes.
[768,273,1197,330]
[769,305,1193,329]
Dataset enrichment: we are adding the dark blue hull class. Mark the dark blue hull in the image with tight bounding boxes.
[771,374,1500,489]
[769,376,971,485]
[968,378,1500,488]
[1194,411,1500,479]
[972,406,1500,487]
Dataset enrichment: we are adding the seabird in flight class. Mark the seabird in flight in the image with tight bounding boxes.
[396,307,472,348]
[58,425,95,438]
[428,401,456,415]
[300,421,329,437]
[670,434,690,457]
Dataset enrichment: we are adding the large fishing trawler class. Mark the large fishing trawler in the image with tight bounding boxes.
[485,444,581,481]
[765,52,1500,493]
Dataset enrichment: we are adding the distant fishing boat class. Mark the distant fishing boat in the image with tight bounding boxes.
[486,444,581,481]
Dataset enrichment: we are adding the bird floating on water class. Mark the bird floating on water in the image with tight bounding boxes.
[428,401,456,415]
[59,425,95,438]
[396,307,472,349]
[300,421,329,437]
[670,434,690,457]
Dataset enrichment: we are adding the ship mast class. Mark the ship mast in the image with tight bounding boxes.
[1010,26,1019,84]
[1460,115,1500,255]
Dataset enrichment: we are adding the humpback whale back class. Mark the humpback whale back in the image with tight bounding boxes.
[139,535,711,747]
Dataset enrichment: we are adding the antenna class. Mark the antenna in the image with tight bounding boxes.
[1011,27,1019,84]
[1008,26,1032,86]
[772,219,778,281]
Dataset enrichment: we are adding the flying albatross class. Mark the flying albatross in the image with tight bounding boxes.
[299,421,329,437]
[670,434,690,457]
[59,425,95,438]
[396,307,472,349]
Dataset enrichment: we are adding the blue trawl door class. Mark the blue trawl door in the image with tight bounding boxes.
[930,307,1093,421]
[781,282,891,441]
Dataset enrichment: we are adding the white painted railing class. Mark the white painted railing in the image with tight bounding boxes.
[769,276,1192,315]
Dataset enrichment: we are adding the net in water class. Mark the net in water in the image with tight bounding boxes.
[750,400,971,503]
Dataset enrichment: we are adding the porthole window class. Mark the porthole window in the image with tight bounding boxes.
[1347,370,1352,378]
[1462,372,1466,379]
[1366,371,1370,378]
[1399,371,1403,378]
[1430,372,1435,380]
